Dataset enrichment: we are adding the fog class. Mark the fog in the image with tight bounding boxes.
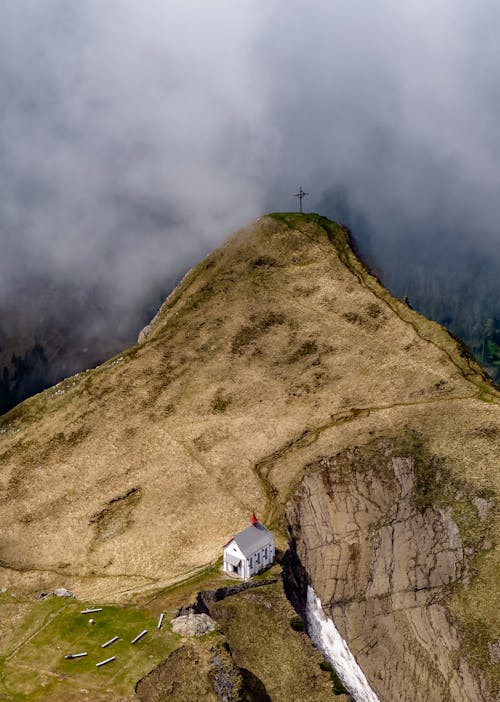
[2,1,500,406]
[0,2,276,302]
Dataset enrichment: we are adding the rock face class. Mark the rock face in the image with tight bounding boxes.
[286,437,493,701]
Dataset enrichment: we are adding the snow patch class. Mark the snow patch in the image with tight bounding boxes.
[306,585,380,702]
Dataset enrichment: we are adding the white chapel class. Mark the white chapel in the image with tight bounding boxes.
[223,513,275,579]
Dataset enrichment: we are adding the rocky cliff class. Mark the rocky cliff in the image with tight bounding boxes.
[286,435,495,700]
[0,214,498,699]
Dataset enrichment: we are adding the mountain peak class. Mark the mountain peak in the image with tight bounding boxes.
[0,214,498,698]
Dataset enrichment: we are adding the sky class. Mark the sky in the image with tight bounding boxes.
[1,1,500,333]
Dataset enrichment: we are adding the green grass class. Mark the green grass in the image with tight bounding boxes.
[210,581,336,702]
[0,594,179,700]
[319,660,349,695]
[289,615,304,632]
[267,212,349,248]
[267,212,333,228]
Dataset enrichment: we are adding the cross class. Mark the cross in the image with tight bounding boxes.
[294,186,308,213]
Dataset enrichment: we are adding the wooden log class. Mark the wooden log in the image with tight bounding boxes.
[96,656,116,667]
[131,629,147,644]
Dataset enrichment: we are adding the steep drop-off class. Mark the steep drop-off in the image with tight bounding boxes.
[0,214,498,699]
[285,435,495,700]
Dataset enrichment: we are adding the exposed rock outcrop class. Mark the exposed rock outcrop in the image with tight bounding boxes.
[286,436,494,701]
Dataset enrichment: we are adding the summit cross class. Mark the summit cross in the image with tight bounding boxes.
[294,186,308,213]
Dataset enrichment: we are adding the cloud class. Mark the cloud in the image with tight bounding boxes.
[0,1,278,302]
[1,0,500,329]
[259,1,500,249]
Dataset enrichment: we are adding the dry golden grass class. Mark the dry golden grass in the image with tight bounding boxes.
[0,213,498,628]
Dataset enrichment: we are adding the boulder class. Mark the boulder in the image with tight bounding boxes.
[170,611,217,637]
[53,587,74,598]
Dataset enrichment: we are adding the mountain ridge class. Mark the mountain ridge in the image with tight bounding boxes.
[0,213,498,698]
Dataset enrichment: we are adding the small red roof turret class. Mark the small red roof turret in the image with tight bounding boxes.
[251,511,258,525]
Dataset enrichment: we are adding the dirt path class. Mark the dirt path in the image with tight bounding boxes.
[5,603,69,661]
[253,393,486,523]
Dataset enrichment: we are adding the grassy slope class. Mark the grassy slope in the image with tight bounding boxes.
[135,567,345,702]
[0,591,178,701]
[210,579,342,702]
[0,565,346,701]
[0,213,498,695]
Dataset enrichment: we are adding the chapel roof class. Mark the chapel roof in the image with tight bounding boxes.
[229,522,273,557]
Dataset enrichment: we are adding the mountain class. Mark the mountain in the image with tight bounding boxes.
[319,188,500,383]
[2,200,500,418]
[0,213,498,700]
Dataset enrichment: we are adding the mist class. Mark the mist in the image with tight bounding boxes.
[2,0,500,409]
